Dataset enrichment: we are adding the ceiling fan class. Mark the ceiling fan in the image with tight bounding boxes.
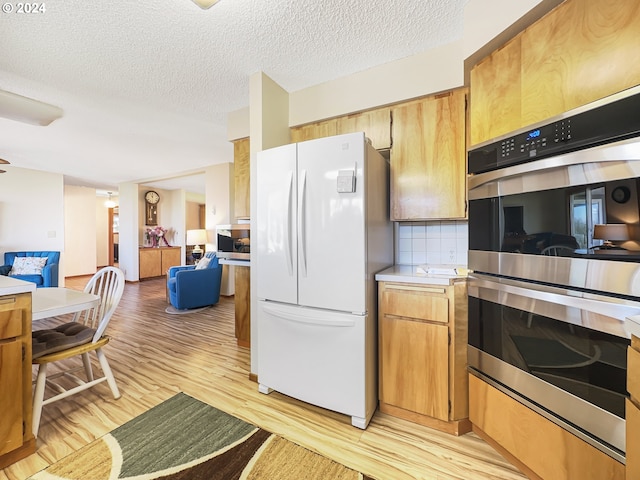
[0,158,9,174]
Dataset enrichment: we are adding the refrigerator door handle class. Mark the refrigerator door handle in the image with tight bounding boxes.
[262,303,356,327]
[285,170,294,276]
[298,169,307,277]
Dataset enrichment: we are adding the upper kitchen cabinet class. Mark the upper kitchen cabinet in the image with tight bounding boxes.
[233,137,250,219]
[290,107,391,150]
[390,88,467,221]
[336,107,391,150]
[470,0,640,146]
[469,38,522,147]
[290,118,338,143]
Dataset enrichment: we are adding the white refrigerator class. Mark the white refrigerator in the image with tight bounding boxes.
[256,132,393,429]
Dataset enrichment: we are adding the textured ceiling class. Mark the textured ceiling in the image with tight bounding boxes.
[0,0,468,193]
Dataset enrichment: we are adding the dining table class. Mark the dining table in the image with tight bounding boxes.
[32,287,100,321]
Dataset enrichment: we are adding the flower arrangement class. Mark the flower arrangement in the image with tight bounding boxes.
[145,226,171,247]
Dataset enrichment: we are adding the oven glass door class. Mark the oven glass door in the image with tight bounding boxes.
[467,274,637,457]
[469,294,629,419]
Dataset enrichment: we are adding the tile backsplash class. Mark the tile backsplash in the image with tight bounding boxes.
[396,221,468,266]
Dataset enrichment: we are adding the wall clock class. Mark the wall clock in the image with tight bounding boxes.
[611,186,630,204]
[145,190,160,225]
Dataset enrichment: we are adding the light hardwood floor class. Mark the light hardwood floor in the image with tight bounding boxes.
[1,276,528,480]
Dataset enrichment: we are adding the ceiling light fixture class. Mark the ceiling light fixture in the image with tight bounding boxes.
[0,89,63,126]
[191,0,221,9]
[104,192,117,208]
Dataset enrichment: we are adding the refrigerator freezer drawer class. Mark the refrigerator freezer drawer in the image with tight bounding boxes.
[258,301,374,426]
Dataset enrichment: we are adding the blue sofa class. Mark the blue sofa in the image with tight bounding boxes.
[1,251,60,287]
[167,252,222,310]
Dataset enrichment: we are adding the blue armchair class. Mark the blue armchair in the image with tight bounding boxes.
[1,251,60,287]
[167,252,222,310]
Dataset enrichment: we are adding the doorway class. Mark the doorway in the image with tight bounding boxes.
[108,206,119,266]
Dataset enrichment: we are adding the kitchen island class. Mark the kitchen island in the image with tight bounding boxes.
[0,276,36,468]
[219,258,251,348]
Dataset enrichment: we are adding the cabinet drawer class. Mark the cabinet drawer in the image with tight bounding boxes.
[0,296,26,340]
[629,343,640,401]
[382,284,449,323]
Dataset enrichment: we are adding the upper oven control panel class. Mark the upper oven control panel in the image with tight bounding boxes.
[468,86,640,175]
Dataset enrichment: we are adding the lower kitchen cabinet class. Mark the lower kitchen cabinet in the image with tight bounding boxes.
[234,264,250,348]
[139,246,181,279]
[469,375,624,480]
[0,292,35,468]
[378,280,470,435]
[628,334,640,479]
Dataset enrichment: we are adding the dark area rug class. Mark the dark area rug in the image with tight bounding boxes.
[29,392,375,480]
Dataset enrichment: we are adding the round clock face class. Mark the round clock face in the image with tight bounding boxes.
[145,190,160,204]
[612,186,630,204]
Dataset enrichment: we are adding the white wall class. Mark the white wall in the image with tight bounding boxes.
[227,0,545,138]
[64,185,98,277]
[96,197,110,267]
[205,161,234,295]
[0,166,65,280]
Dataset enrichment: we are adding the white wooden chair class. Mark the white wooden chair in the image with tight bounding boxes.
[31,267,125,437]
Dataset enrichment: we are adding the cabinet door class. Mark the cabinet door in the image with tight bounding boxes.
[234,138,250,219]
[139,249,161,278]
[336,107,391,150]
[0,341,22,456]
[0,294,28,458]
[290,118,338,143]
[469,38,522,146]
[391,89,467,221]
[380,316,449,420]
[628,336,640,479]
[234,265,251,347]
[161,248,181,274]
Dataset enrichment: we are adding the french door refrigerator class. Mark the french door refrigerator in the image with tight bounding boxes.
[256,132,392,429]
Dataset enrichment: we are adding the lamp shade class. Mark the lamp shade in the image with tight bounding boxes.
[186,229,208,247]
[593,224,630,241]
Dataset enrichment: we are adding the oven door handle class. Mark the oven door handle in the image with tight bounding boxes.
[468,274,640,337]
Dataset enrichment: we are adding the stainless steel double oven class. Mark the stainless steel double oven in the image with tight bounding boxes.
[467,85,640,462]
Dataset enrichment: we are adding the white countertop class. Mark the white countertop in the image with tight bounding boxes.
[0,275,37,295]
[375,265,468,286]
[219,258,251,267]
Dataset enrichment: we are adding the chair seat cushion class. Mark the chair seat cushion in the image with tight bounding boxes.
[32,322,96,359]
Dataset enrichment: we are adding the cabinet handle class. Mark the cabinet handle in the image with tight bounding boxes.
[385,284,446,295]
[0,297,17,306]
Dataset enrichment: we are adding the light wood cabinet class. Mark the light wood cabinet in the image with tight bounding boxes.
[139,247,181,279]
[336,107,391,150]
[290,107,391,150]
[628,334,640,480]
[390,89,467,221]
[290,118,338,143]
[470,0,640,146]
[378,280,470,435]
[0,292,35,468]
[234,265,250,348]
[469,374,624,480]
[233,138,250,219]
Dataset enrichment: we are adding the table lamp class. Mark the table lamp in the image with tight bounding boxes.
[186,229,208,262]
[593,224,630,249]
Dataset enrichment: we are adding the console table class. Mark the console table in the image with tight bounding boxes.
[139,246,181,279]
